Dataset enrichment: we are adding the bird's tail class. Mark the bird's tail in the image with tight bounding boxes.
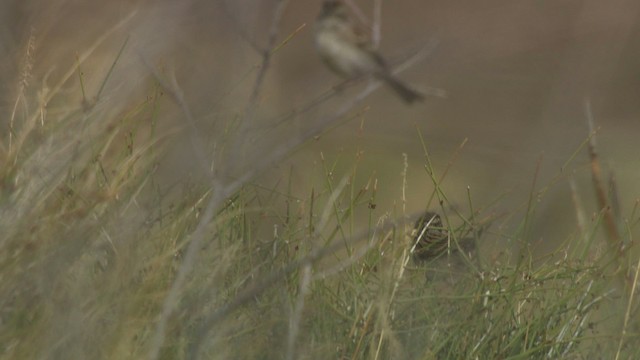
[379,73,448,104]
[380,74,425,104]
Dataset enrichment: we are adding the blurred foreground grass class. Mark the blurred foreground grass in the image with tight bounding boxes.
[2,87,639,359]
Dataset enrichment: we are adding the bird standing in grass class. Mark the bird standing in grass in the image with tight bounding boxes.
[411,212,450,261]
[314,0,425,103]
[411,211,480,262]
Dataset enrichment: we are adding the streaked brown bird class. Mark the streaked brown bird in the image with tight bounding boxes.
[411,212,449,261]
[411,211,480,262]
[314,0,425,103]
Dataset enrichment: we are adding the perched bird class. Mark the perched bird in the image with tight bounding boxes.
[314,0,424,103]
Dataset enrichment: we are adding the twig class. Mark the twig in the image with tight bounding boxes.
[244,0,290,120]
[220,0,264,53]
[148,3,291,358]
[225,0,291,176]
[140,56,210,173]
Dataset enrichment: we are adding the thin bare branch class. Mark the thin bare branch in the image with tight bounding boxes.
[244,0,290,118]
[140,56,210,173]
[220,0,264,53]
[148,2,291,358]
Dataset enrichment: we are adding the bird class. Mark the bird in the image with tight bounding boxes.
[314,0,425,104]
[411,211,482,263]
[411,212,450,261]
